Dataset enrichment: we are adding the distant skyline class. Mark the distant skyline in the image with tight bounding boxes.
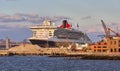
[0,0,120,41]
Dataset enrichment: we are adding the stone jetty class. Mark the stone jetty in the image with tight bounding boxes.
[8,44,41,55]
[7,44,69,56]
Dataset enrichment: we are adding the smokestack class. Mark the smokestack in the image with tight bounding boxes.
[63,20,67,28]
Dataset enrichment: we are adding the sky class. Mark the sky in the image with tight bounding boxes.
[0,0,120,42]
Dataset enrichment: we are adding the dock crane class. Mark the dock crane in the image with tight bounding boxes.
[101,20,120,37]
[101,20,110,38]
[108,28,120,37]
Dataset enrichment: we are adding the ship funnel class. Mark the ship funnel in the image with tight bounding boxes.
[63,20,67,28]
[59,20,71,29]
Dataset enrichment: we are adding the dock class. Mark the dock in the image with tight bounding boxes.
[0,44,120,60]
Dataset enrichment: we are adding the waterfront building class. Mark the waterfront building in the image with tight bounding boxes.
[107,37,120,53]
[90,20,120,53]
[90,36,120,53]
[90,40,107,53]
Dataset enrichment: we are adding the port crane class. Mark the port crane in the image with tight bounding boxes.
[101,20,120,37]
[101,20,110,38]
[107,28,120,37]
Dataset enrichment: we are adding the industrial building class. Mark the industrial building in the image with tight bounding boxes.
[90,20,120,53]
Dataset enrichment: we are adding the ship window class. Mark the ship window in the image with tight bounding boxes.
[33,31,36,37]
[49,31,52,36]
[49,34,52,36]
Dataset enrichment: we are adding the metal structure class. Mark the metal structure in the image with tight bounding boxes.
[101,20,120,37]
[101,20,110,38]
[108,28,120,37]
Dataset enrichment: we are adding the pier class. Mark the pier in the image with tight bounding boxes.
[0,44,120,60]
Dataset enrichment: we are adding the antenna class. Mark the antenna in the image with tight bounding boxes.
[77,23,79,29]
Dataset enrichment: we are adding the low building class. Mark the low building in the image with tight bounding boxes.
[90,40,107,53]
[90,36,120,53]
[107,37,120,53]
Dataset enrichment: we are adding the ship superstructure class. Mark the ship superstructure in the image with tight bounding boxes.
[29,20,57,47]
[29,20,92,47]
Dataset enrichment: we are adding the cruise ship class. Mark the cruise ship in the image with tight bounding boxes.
[29,20,92,47]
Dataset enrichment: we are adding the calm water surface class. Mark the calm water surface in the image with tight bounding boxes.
[0,56,120,71]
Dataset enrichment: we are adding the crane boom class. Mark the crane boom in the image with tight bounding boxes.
[108,28,120,37]
[101,20,110,38]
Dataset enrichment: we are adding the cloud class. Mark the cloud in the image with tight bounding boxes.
[81,16,92,20]
[0,13,71,32]
[5,0,16,1]
[0,13,71,23]
[86,28,97,33]
[0,22,33,32]
[86,27,105,42]
[0,14,24,22]
[16,13,39,18]
[86,27,103,33]
[109,22,120,28]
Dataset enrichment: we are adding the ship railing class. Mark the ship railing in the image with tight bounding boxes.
[29,37,49,40]
[30,25,57,29]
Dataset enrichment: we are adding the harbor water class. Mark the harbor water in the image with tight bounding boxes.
[0,56,120,71]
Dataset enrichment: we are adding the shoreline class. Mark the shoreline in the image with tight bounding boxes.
[1,44,120,60]
[1,50,120,60]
